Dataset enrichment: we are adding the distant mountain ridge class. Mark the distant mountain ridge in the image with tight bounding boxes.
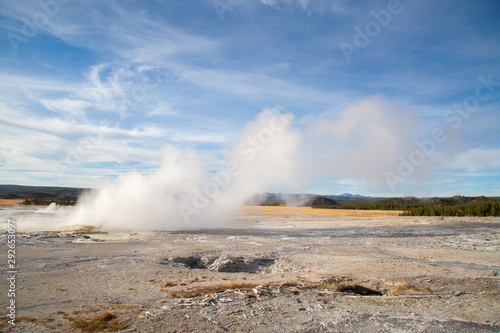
[255,192,382,202]
[326,193,376,200]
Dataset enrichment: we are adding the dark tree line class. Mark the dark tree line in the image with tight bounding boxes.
[403,201,500,217]
[22,199,76,206]
[312,197,421,211]
[310,195,500,217]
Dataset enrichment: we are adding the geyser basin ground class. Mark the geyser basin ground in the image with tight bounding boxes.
[1,208,499,332]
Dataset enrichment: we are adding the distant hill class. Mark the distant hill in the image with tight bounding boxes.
[324,193,383,200]
[257,192,380,202]
[304,196,338,207]
[248,192,381,206]
[0,184,88,200]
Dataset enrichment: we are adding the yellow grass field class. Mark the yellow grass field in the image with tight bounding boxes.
[241,205,403,217]
[0,199,24,206]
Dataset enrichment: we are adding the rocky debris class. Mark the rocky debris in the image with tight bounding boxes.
[3,231,106,244]
[129,287,500,333]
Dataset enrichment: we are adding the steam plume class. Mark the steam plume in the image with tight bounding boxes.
[16,96,419,231]
[69,107,299,230]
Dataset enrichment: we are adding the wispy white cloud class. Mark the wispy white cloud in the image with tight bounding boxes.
[3,0,219,61]
[146,102,177,117]
[39,98,91,119]
[0,73,80,93]
[2,63,171,119]
[0,92,228,188]
[178,69,343,105]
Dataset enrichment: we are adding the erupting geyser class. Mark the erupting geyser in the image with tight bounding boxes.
[16,97,419,232]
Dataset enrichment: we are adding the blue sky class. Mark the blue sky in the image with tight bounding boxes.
[1,0,499,197]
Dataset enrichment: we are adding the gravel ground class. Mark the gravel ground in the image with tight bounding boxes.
[0,213,499,332]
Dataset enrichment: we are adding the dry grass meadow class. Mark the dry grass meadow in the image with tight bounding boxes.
[241,205,404,217]
[0,198,24,206]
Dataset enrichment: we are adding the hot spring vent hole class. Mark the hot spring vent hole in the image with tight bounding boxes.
[166,255,276,273]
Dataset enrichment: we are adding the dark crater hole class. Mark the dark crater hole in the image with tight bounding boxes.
[166,255,276,273]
